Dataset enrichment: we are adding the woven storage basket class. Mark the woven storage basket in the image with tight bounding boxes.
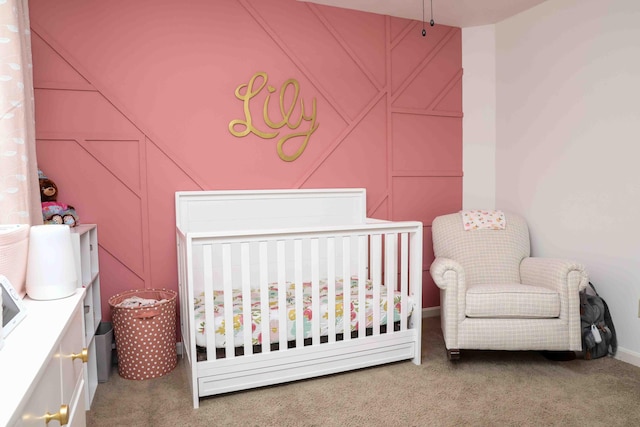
[108,288,177,380]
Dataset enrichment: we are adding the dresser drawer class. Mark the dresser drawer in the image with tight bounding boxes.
[15,357,62,426]
[60,308,85,403]
[1,291,87,427]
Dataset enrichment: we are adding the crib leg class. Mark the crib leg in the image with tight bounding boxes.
[447,348,461,361]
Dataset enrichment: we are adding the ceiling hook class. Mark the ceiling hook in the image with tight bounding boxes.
[422,0,426,36]
[430,0,435,26]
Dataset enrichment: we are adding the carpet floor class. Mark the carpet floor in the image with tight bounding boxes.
[87,317,640,426]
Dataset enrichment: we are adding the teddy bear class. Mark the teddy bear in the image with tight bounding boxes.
[39,170,80,227]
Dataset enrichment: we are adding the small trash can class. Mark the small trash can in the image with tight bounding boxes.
[108,289,177,380]
[95,322,113,383]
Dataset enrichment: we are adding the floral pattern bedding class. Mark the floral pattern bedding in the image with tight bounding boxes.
[194,278,414,348]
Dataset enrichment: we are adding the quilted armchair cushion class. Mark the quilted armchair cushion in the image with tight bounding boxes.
[465,283,560,318]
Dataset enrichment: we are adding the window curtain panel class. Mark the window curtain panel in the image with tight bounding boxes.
[0,0,41,226]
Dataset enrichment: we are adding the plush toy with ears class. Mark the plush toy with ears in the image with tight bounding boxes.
[39,170,79,227]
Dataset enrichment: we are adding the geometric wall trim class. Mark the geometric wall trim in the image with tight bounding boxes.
[29,0,462,318]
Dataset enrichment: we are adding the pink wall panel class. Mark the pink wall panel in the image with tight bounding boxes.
[249,0,379,121]
[84,140,142,193]
[392,177,462,225]
[36,140,147,275]
[317,6,387,88]
[28,0,462,319]
[98,250,145,302]
[302,98,388,213]
[393,29,462,110]
[392,176,462,307]
[145,142,200,291]
[390,24,453,94]
[392,114,462,173]
[434,82,463,113]
[34,89,140,136]
[31,34,89,88]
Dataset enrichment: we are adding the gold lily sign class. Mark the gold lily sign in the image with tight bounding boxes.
[228,72,319,162]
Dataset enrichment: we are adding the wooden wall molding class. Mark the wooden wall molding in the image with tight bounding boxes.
[29,0,462,312]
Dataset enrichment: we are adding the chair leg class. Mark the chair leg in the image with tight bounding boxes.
[447,349,461,361]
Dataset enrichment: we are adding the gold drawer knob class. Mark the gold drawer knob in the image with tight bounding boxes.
[71,348,88,363]
[44,404,69,425]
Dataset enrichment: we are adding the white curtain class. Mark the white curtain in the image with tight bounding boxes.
[0,0,41,226]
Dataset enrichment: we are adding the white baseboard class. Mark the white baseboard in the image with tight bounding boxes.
[176,341,184,356]
[422,306,441,318]
[615,346,640,368]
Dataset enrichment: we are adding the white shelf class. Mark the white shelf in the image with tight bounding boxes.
[70,224,101,410]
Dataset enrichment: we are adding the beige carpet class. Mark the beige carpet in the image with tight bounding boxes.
[87,317,640,426]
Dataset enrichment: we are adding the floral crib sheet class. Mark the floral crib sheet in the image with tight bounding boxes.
[194,278,415,348]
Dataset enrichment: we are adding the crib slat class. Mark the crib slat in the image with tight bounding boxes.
[371,234,382,336]
[259,241,270,353]
[327,237,336,343]
[177,236,189,361]
[400,233,409,331]
[357,235,367,338]
[222,243,235,359]
[294,239,304,347]
[409,225,423,365]
[311,238,320,345]
[342,237,351,341]
[202,245,216,360]
[277,240,288,350]
[385,233,397,334]
[240,243,253,355]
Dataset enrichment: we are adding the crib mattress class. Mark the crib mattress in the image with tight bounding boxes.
[194,278,414,348]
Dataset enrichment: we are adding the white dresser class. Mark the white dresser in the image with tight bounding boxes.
[0,290,87,427]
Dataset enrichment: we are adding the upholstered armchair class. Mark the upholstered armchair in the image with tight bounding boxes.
[430,211,588,360]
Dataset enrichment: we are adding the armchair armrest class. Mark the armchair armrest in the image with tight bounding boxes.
[430,257,466,290]
[520,257,588,349]
[430,257,467,350]
[520,257,588,293]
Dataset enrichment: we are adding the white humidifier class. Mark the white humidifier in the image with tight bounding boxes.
[26,225,77,300]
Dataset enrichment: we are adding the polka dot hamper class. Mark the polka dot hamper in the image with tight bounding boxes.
[108,289,177,380]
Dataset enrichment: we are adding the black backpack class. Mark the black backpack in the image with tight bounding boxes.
[580,282,617,360]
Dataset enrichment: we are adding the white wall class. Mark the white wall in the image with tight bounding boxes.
[462,25,496,210]
[493,0,640,362]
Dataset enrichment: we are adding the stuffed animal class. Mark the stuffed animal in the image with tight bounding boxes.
[39,170,79,227]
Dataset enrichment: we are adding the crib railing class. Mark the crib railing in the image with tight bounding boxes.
[178,221,422,364]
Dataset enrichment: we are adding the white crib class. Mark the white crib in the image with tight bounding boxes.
[175,188,423,408]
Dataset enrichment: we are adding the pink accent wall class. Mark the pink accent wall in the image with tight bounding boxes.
[29,0,462,321]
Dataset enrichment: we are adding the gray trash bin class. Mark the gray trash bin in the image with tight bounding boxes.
[95,322,113,383]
